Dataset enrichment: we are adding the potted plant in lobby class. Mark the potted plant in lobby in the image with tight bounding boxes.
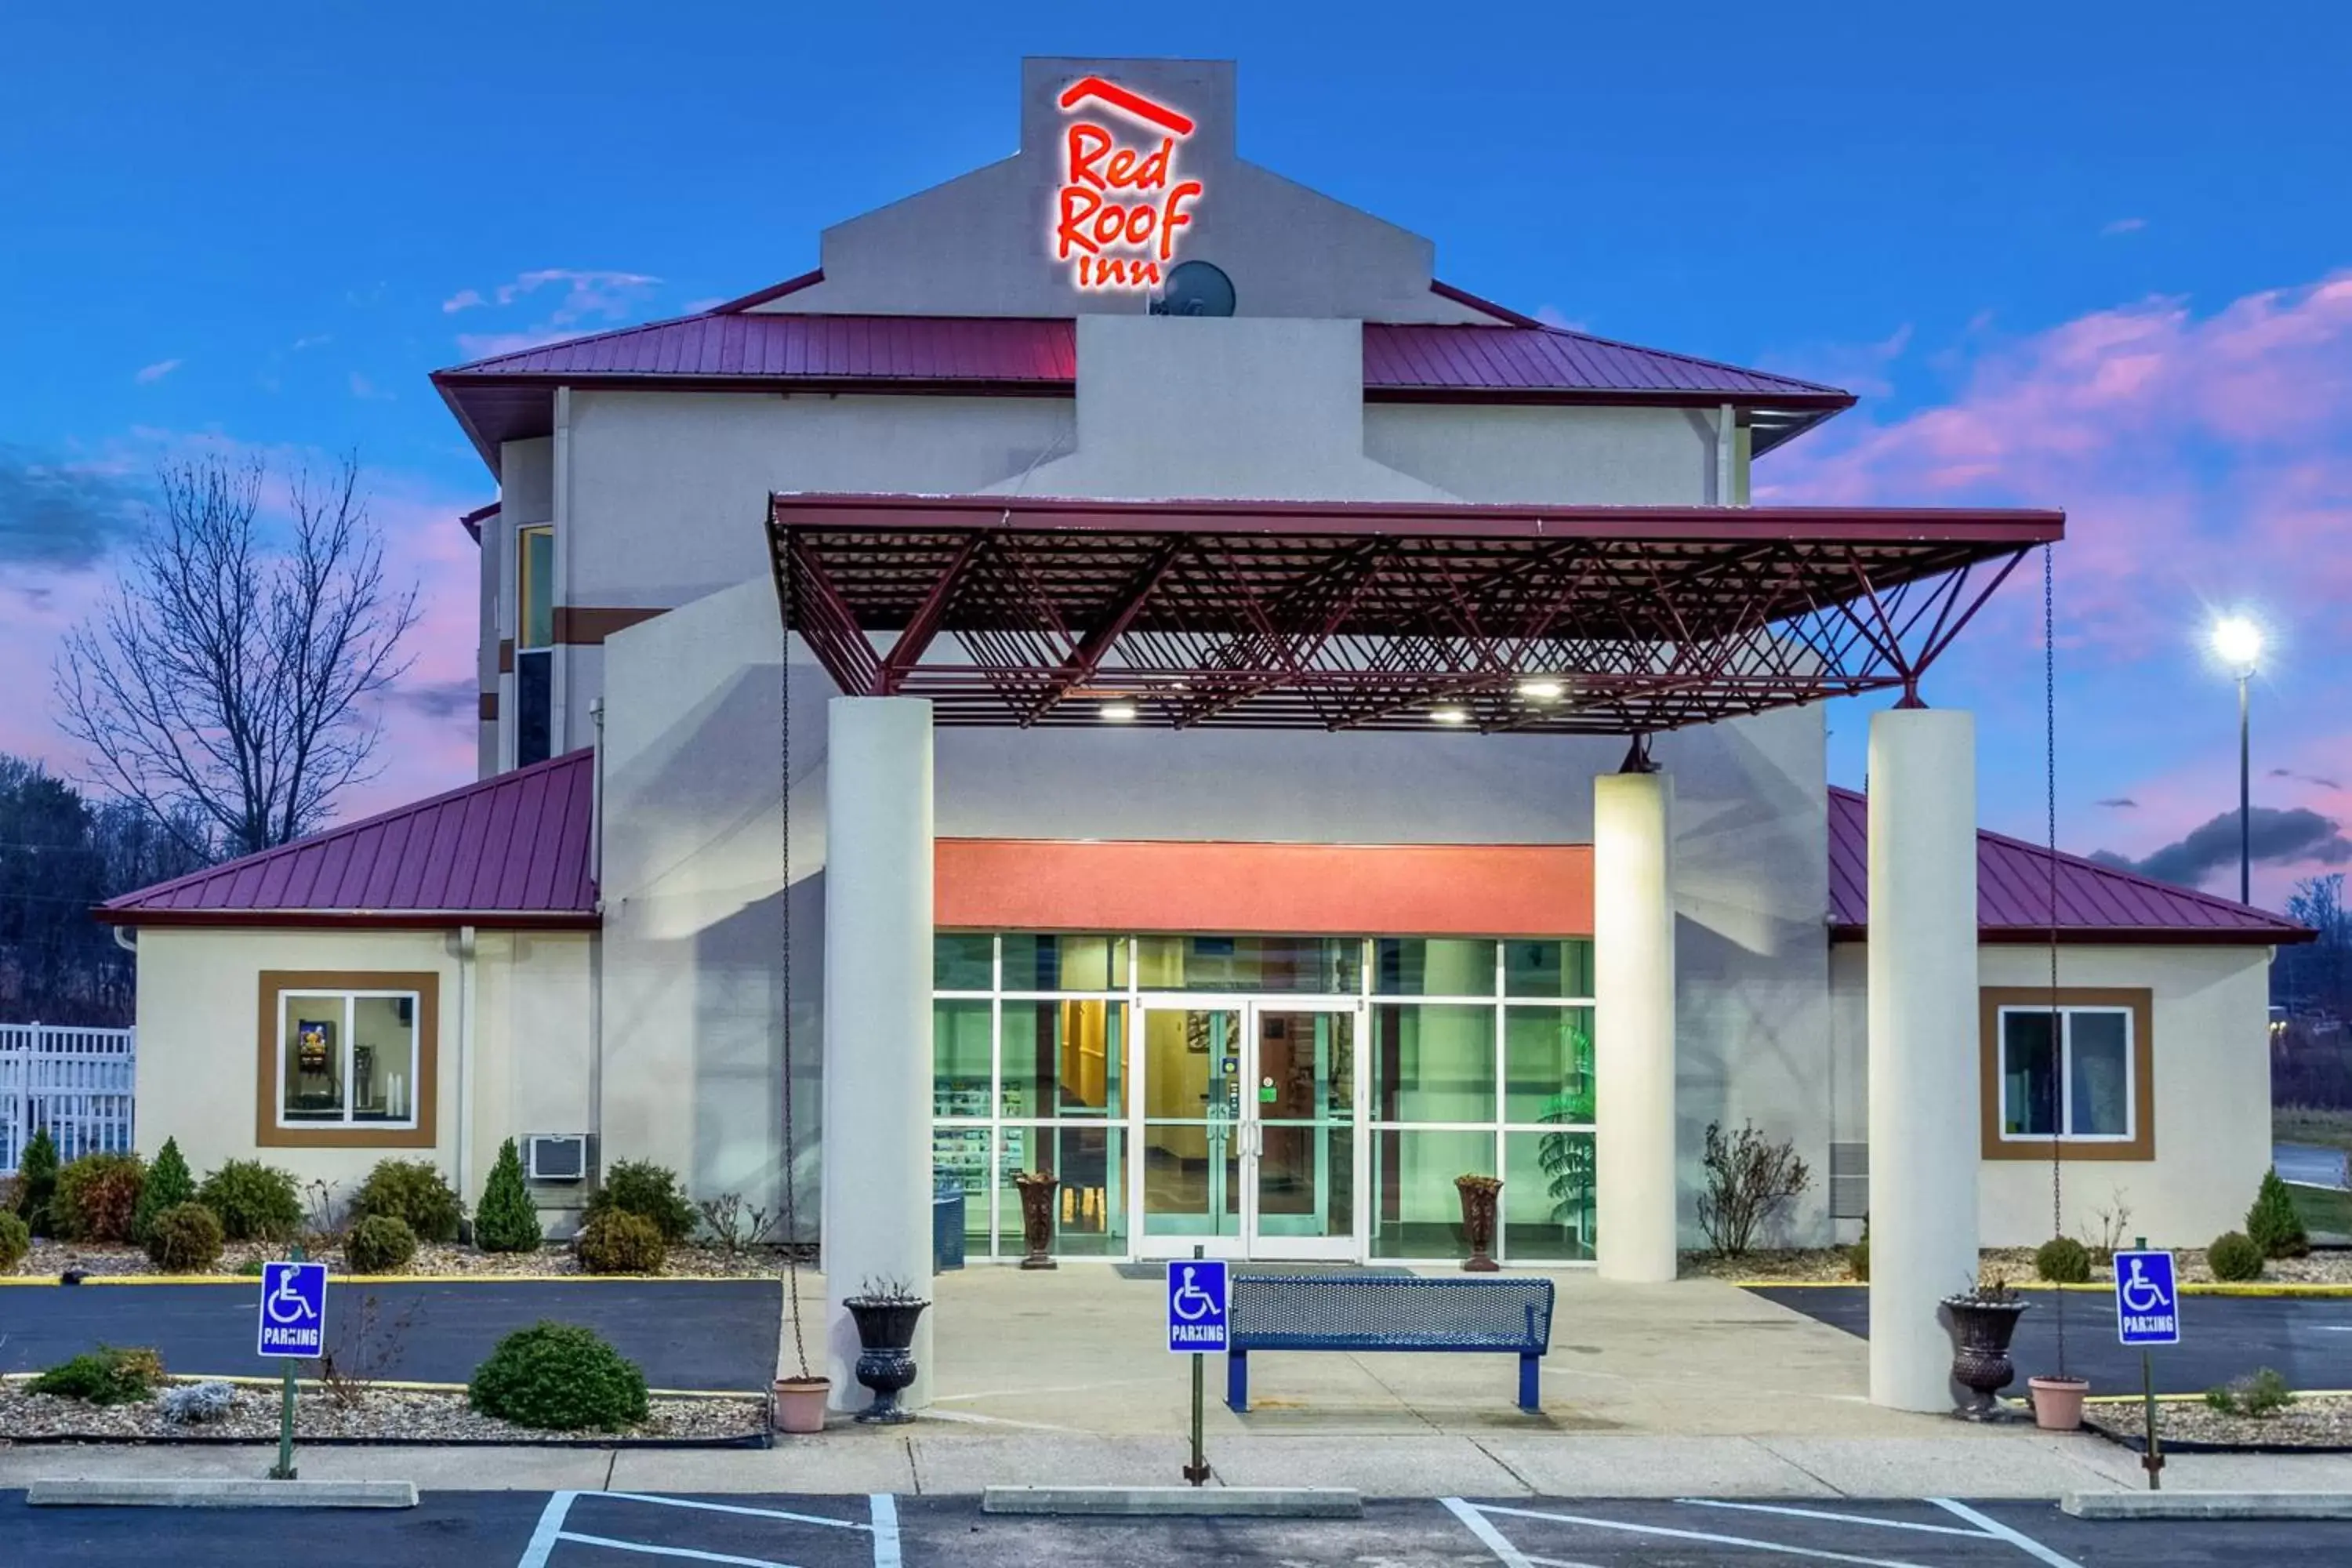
[1455,1173,1503,1272]
[1941,1276,2031,1421]
[1011,1168,1060,1271]
[844,1276,930,1425]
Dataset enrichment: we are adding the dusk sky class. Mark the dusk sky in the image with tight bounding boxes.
[3,4,2347,908]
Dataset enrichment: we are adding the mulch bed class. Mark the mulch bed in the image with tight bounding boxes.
[2088,1394,2352,1454]
[9,1239,810,1281]
[0,1382,769,1446]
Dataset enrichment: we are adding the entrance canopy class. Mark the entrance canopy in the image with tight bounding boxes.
[768,494,2063,734]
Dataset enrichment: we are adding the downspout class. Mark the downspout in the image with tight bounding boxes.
[1715,401,1735,506]
[457,924,478,1204]
[588,699,606,1165]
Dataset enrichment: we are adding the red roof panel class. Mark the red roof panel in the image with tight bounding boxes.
[100,750,598,928]
[1828,786,2307,945]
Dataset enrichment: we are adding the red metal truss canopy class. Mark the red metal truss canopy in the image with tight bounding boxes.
[766,494,2063,734]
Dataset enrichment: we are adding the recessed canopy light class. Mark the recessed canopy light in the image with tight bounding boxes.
[1517,678,1565,702]
[1431,706,1469,726]
[1100,701,1139,723]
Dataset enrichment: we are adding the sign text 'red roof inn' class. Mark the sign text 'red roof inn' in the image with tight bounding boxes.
[1051,76,1203,291]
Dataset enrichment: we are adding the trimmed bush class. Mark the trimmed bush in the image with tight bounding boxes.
[345,1214,419,1275]
[1846,1219,1870,1282]
[132,1138,196,1244]
[53,1152,145,1243]
[475,1138,544,1254]
[2209,1230,2265,1282]
[468,1321,649,1432]
[2246,1169,2311,1260]
[145,1203,224,1272]
[349,1159,464,1245]
[575,1210,666,1275]
[0,1210,29,1270]
[585,1160,698,1244]
[16,1127,59,1235]
[197,1160,303,1242]
[2204,1366,2297,1418]
[28,1345,165,1406]
[2034,1236,2092,1284]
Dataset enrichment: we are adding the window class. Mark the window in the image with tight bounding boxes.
[257,972,437,1148]
[1980,988,2153,1161]
[515,524,554,766]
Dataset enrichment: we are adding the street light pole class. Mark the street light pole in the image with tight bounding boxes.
[2238,670,2252,906]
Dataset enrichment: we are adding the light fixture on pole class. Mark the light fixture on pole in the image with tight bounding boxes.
[2209,616,2263,904]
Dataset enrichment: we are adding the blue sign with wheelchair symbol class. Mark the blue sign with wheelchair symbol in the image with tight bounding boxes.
[2114,1249,2179,1345]
[1167,1259,1229,1353]
[256,1261,328,1357]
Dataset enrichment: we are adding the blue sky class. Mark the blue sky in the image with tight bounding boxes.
[3,3,2348,904]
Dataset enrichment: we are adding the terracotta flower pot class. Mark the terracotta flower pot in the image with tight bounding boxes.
[2028,1374,2090,1432]
[1011,1170,1060,1271]
[1455,1174,1502,1272]
[771,1375,829,1435]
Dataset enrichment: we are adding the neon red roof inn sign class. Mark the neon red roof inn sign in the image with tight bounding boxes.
[1053,76,1203,291]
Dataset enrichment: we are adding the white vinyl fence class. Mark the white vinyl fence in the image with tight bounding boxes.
[0,1024,136,1174]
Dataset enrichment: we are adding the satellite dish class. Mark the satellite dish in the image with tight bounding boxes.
[1150,260,1236,318]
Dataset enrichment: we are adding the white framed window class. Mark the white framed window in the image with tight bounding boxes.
[277,989,422,1130]
[1997,1004,2135,1143]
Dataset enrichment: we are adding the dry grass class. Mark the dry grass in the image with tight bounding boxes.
[2274,1104,2352,1151]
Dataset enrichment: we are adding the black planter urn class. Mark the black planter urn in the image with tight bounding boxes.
[1941,1296,2031,1420]
[844,1298,929,1425]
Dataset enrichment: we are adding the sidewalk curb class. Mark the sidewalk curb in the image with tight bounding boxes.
[25,1478,419,1508]
[982,1485,1363,1517]
[2063,1490,2352,1520]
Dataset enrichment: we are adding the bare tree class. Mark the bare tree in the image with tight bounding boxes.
[55,452,420,858]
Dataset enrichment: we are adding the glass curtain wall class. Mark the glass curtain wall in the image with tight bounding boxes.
[932,933,1596,1263]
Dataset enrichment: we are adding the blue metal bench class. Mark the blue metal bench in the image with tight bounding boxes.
[1224,1273,1555,1414]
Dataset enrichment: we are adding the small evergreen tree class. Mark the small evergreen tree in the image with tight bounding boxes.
[16,1127,60,1236]
[2246,1168,2311,1259]
[132,1138,195,1244]
[474,1138,543,1254]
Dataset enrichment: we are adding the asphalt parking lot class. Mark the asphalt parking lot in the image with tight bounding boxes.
[0,1280,779,1392]
[7,1490,2352,1566]
[1748,1284,2352,1396]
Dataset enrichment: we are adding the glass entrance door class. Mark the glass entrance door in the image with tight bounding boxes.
[1134,1000,1361,1260]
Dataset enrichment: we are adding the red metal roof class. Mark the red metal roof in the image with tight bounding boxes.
[1828,786,2310,946]
[98,750,598,929]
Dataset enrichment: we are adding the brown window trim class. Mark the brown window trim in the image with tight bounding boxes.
[1978,986,2154,1162]
[554,605,665,644]
[257,971,439,1149]
[477,691,498,722]
[497,638,514,674]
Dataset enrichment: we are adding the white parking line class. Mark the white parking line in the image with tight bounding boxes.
[602,1493,873,1531]
[514,1489,886,1568]
[1439,1498,1568,1568]
[1676,1499,1991,1538]
[548,1531,794,1567]
[1926,1499,2084,1568]
[869,1494,902,1568]
[517,1490,579,1568]
[1455,1501,1936,1568]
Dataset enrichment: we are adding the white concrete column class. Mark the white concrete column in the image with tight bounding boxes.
[1595,768,1677,1283]
[1866,707,1980,1411]
[820,696,935,1410]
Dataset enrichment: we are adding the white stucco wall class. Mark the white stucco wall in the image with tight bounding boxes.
[1364,404,1719,506]
[1828,940,2275,1248]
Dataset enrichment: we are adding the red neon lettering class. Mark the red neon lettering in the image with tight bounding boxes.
[1065,124,1112,190]
[1052,85,1202,290]
[1057,187,1102,258]
[1158,180,1201,261]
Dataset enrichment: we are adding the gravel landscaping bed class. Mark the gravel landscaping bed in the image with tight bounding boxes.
[0,1382,769,1446]
[9,1238,809,1281]
[1699,1246,2352,1287]
[2090,1394,2352,1453]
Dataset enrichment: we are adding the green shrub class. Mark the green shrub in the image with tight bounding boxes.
[2034,1236,2092,1284]
[575,1210,666,1275]
[16,1127,59,1236]
[2246,1169,2311,1260]
[348,1159,463,1245]
[586,1160,697,1244]
[475,1139,544,1254]
[468,1321,648,1432]
[28,1345,165,1406]
[53,1152,145,1243]
[345,1214,419,1274]
[145,1202,224,1272]
[132,1138,196,1244]
[2205,1366,2297,1418]
[197,1160,303,1241]
[2209,1230,2265,1281]
[0,1210,29,1270]
[1846,1218,1869,1282]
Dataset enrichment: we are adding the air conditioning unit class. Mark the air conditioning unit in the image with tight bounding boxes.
[524,1133,592,1184]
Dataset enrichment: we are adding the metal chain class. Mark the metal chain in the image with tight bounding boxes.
[2045,542,2068,1374]
[779,555,811,1380]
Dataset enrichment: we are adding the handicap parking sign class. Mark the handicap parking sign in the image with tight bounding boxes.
[256,1260,328,1357]
[1167,1259,1229,1354]
[2113,1248,2180,1346]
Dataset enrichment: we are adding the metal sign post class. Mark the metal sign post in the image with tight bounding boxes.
[2114,1242,2178,1490]
[1167,1248,1228,1487]
[256,1247,327,1481]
